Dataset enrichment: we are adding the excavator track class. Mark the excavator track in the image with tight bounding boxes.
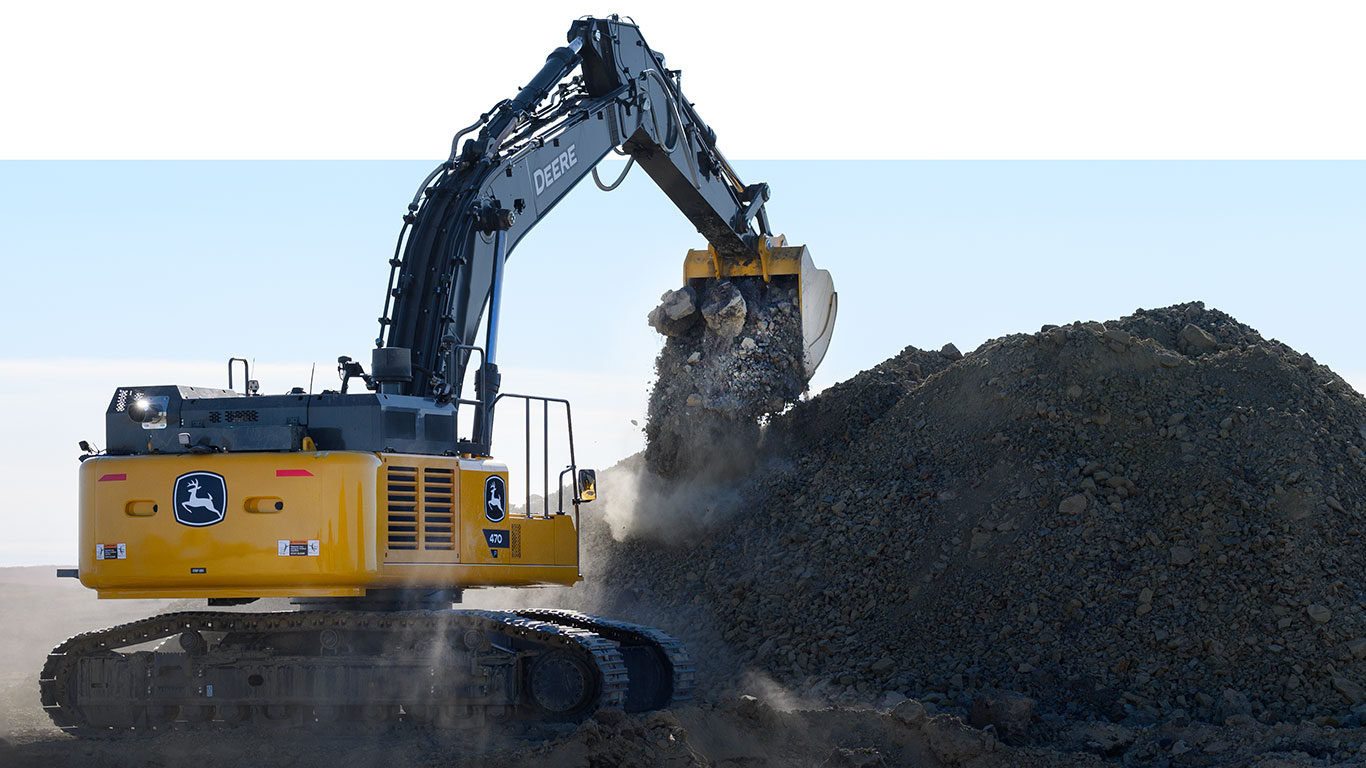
[38,609,685,736]
[514,609,694,711]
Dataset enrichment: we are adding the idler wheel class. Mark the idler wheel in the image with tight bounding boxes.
[527,650,597,717]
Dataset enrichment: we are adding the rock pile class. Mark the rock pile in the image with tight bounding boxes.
[579,302,1366,732]
[644,278,807,479]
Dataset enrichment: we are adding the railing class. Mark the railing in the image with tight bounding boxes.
[492,392,579,519]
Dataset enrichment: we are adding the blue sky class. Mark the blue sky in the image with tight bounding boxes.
[2,159,1364,564]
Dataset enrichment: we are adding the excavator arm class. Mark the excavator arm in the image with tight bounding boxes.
[375,16,834,451]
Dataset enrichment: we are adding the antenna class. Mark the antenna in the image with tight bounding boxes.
[309,363,316,394]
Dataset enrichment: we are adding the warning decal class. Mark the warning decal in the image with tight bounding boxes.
[95,543,126,560]
[277,539,320,557]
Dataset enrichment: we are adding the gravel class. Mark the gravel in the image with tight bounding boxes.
[580,301,1366,736]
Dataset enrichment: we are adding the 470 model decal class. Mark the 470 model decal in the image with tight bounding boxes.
[533,144,578,195]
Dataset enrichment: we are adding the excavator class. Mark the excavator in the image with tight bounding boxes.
[42,15,836,733]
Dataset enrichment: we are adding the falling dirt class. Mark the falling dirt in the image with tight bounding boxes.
[644,278,807,480]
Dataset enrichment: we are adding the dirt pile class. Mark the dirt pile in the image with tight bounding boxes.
[586,302,1366,731]
[644,278,807,479]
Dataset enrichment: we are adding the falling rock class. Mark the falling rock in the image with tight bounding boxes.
[1308,604,1332,623]
[647,286,701,337]
[1058,494,1088,515]
[1179,323,1219,353]
[1169,546,1195,566]
[659,286,697,321]
[700,281,747,339]
[923,715,987,764]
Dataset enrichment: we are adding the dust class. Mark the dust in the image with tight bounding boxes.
[0,566,176,741]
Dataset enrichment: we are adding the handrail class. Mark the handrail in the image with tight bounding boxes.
[493,392,578,519]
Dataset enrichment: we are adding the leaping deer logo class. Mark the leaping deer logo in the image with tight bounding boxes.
[174,472,227,526]
[181,478,221,517]
[485,476,506,522]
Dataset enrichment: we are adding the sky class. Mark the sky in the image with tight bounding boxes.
[1,1,1364,565]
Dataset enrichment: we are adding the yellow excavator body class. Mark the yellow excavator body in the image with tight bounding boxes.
[77,451,581,600]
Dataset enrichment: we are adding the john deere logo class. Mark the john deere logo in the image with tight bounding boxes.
[173,471,227,527]
[484,475,506,523]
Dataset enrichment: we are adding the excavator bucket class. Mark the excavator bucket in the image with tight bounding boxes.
[683,236,838,380]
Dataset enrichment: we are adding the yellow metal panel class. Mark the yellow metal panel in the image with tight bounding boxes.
[376,455,579,587]
[682,243,804,282]
[78,452,380,598]
[77,449,582,599]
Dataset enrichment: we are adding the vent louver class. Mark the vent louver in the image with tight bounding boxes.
[386,466,419,550]
[386,465,457,552]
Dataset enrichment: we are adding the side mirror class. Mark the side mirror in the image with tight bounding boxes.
[577,469,597,503]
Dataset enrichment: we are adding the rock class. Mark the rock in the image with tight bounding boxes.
[923,715,986,764]
[1327,495,1346,513]
[1308,604,1332,624]
[1169,546,1195,566]
[700,281,747,339]
[1220,688,1252,719]
[1180,323,1220,353]
[939,343,962,361]
[648,286,700,336]
[1058,494,1088,515]
[1348,638,1366,659]
[685,393,702,407]
[686,351,701,364]
[890,699,927,727]
[823,747,887,768]
[1077,723,1135,756]
[659,286,697,321]
[869,656,896,674]
[969,691,1035,744]
[740,336,757,351]
[1334,676,1366,704]
[881,691,908,710]
[1156,349,1184,368]
[1065,384,1083,398]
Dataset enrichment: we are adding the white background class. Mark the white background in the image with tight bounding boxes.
[3,0,1363,160]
